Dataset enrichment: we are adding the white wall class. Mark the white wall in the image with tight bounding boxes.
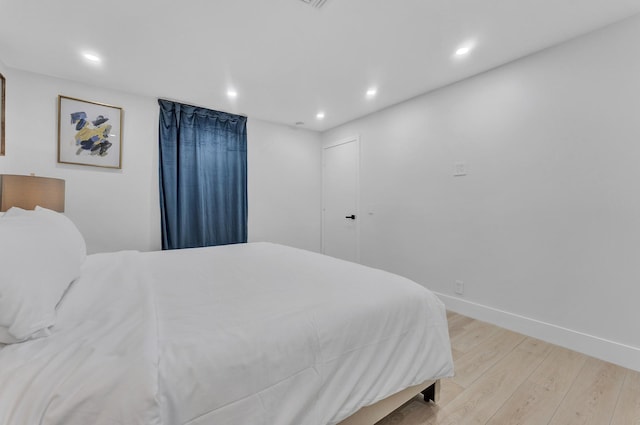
[321,15,640,370]
[0,68,322,254]
[0,68,161,253]
[248,119,321,252]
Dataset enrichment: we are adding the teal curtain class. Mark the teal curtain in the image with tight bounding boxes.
[158,99,247,250]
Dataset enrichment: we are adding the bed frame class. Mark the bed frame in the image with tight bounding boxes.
[337,379,439,425]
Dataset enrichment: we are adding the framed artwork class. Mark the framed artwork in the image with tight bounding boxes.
[58,95,123,169]
[0,72,5,156]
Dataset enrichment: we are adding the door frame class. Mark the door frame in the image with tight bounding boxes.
[321,135,361,262]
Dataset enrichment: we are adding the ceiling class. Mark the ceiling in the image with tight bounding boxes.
[1,0,639,132]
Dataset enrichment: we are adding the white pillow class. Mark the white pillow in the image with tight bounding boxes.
[0,207,87,343]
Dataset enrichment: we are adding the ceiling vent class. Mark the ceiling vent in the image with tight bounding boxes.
[299,0,329,9]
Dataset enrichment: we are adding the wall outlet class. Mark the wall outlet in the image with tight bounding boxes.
[454,162,467,176]
[455,280,464,295]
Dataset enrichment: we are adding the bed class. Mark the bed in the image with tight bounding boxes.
[0,207,454,425]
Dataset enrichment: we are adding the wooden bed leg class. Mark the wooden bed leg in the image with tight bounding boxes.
[421,380,440,404]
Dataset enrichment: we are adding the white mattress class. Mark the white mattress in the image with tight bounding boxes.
[0,242,453,425]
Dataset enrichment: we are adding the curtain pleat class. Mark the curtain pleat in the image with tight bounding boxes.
[158,99,247,250]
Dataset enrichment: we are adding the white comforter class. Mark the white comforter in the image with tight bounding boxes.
[0,242,453,425]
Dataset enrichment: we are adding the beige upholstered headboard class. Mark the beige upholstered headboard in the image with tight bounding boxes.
[0,174,65,212]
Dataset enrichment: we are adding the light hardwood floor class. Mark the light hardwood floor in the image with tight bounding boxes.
[377,311,640,425]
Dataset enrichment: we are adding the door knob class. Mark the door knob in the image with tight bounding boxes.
[345,214,356,220]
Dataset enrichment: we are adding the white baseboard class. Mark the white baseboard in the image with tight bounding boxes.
[435,292,640,373]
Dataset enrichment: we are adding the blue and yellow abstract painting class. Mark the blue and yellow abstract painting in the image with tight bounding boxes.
[58,95,122,169]
[70,111,113,157]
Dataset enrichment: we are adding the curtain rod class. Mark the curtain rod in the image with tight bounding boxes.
[157,98,247,118]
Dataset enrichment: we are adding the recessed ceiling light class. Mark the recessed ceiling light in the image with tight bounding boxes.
[227,89,238,98]
[455,46,472,56]
[366,88,377,97]
[83,53,101,63]
[316,112,325,119]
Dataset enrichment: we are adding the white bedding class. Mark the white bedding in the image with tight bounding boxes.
[0,242,453,425]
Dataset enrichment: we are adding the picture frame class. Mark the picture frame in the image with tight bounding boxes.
[0,72,5,156]
[57,95,123,169]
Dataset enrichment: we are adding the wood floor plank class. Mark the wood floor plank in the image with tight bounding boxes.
[450,319,500,354]
[610,369,640,425]
[485,381,548,425]
[375,313,639,425]
[450,348,464,362]
[446,311,465,323]
[451,328,525,388]
[486,346,587,425]
[429,338,553,425]
[446,316,476,341]
[527,346,588,390]
[548,357,626,425]
[438,379,466,407]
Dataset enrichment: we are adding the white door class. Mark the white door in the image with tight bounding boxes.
[322,137,359,262]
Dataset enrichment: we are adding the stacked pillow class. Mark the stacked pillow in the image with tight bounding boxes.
[0,207,86,343]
